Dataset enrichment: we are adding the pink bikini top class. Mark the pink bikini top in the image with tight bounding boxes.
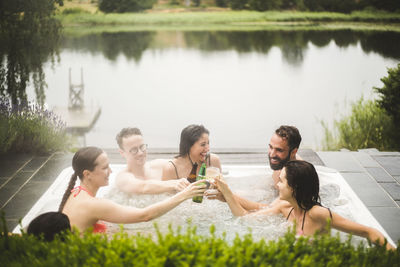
[71,186,107,233]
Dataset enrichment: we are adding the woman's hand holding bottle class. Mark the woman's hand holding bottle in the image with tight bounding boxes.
[179,180,208,200]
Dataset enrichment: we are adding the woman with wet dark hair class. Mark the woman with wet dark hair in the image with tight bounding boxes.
[162,124,221,180]
[215,160,394,250]
[59,147,207,233]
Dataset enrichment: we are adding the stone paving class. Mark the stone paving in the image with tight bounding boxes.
[1,148,399,244]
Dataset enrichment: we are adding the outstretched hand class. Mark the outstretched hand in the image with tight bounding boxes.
[180,180,208,200]
[205,178,231,202]
[205,190,226,202]
[174,178,190,192]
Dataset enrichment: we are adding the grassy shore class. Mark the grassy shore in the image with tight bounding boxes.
[56,0,400,33]
[58,10,400,34]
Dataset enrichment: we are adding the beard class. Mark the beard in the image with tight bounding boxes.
[268,152,291,170]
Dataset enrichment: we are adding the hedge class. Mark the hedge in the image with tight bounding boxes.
[1,221,399,267]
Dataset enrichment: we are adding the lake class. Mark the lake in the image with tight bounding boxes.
[27,30,400,150]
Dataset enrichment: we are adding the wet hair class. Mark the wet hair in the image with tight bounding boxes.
[27,212,71,241]
[177,124,209,157]
[58,147,103,212]
[275,125,302,151]
[284,160,321,211]
[116,127,142,149]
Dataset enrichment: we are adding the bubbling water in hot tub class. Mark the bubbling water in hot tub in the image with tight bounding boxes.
[102,165,357,243]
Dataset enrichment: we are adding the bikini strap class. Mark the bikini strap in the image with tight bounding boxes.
[301,210,306,231]
[71,186,93,197]
[327,207,332,219]
[169,161,179,179]
[286,207,294,220]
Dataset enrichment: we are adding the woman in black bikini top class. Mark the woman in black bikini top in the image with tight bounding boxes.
[214,160,394,250]
[162,124,222,180]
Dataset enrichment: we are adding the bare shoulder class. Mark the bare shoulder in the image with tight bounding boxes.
[162,159,175,172]
[161,159,177,180]
[308,205,331,221]
[274,200,292,217]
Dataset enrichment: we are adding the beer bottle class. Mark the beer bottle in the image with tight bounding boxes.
[187,163,198,183]
[193,163,207,203]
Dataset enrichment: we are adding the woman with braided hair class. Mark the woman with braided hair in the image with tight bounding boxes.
[59,147,207,233]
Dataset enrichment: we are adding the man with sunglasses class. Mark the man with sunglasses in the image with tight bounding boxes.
[115,127,189,194]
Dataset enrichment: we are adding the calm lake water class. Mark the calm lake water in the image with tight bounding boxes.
[27,30,400,150]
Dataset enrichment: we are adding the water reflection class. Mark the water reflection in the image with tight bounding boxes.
[62,30,400,65]
[0,11,61,105]
[26,29,400,149]
[62,32,155,62]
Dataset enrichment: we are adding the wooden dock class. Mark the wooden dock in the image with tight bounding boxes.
[52,106,101,133]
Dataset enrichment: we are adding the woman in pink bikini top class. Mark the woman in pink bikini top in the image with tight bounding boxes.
[59,147,207,233]
[214,160,394,250]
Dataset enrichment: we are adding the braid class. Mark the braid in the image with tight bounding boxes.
[58,173,78,212]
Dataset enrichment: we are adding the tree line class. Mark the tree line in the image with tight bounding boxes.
[98,0,400,13]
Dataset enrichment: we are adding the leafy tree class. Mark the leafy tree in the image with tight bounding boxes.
[0,0,63,106]
[374,64,400,150]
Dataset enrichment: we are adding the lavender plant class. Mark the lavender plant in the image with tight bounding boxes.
[0,96,70,154]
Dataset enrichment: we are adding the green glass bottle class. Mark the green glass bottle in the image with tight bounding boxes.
[192,163,207,203]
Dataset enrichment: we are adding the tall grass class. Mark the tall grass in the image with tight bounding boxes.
[321,98,395,151]
[0,97,71,154]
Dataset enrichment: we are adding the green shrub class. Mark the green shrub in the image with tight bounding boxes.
[0,97,71,154]
[98,0,157,13]
[321,97,395,151]
[1,221,399,266]
[374,63,400,150]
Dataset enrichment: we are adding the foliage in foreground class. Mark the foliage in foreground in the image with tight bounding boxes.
[0,97,71,154]
[1,222,399,267]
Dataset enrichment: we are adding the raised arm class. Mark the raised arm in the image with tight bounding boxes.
[214,178,251,216]
[316,208,395,250]
[94,180,207,224]
[116,172,188,194]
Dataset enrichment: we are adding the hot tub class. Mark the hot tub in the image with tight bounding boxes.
[13,164,396,247]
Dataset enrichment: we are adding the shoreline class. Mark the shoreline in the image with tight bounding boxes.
[57,10,400,33]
